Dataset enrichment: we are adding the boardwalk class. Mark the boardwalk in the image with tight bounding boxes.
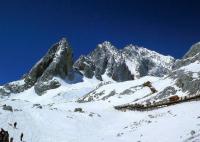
[114,94,200,111]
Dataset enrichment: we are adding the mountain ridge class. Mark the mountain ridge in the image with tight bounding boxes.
[0,38,175,95]
[79,41,200,111]
[74,41,175,81]
[0,38,200,142]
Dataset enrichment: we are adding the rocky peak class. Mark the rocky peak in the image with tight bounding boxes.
[183,42,200,59]
[123,44,174,62]
[123,44,140,51]
[173,42,200,70]
[0,38,74,96]
[74,41,175,81]
[59,37,68,46]
[27,38,74,94]
[74,41,132,81]
[0,39,176,96]
[91,41,119,58]
[97,41,115,50]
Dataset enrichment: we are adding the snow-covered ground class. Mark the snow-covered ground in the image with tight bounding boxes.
[0,76,200,142]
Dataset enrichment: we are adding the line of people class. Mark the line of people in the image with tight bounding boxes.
[0,128,11,142]
[0,122,24,142]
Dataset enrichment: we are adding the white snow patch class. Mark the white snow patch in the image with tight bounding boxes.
[180,61,200,72]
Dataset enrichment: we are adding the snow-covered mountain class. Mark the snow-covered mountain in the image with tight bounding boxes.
[78,42,200,110]
[0,38,200,142]
[0,38,75,95]
[74,41,175,81]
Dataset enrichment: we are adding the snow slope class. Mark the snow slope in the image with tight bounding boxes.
[0,76,200,142]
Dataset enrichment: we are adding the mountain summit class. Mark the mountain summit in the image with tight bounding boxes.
[25,38,74,94]
[74,41,175,81]
[0,38,176,95]
[0,38,74,95]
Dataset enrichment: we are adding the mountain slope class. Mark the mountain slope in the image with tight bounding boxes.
[0,39,199,142]
[0,39,174,96]
[90,42,200,111]
[0,76,199,142]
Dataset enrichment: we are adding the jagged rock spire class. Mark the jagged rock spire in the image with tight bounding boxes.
[74,41,134,81]
[0,38,74,95]
[25,38,74,95]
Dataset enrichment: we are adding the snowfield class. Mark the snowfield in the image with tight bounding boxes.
[0,76,200,142]
[179,60,200,73]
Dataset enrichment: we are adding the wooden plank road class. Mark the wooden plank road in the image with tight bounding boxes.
[114,94,200,111]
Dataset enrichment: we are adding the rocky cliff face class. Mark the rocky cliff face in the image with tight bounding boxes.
[74,42,135,81]
[173,42,200,70]
[0,38,74,95]
[143,42,200,104]
[170,42,200,96]
[25,38,74,95]
[74,41,175,81]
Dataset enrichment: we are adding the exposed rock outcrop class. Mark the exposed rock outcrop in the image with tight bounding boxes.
[2,105,13,112]
[0,38,74,95]
[25,38,73,85]
[114,41,200,111]
[170,42,200,95]
[183,42,200,59]
[0,80,28,96]
[30,38,74,95]
[140,42,200,104]
[74,42,134,81]
[171,70,200,95]
[146,43,200,102]
[173,42,200,70]
[74,41,174,81]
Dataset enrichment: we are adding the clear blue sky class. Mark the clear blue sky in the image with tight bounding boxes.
[0,0,200,84]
